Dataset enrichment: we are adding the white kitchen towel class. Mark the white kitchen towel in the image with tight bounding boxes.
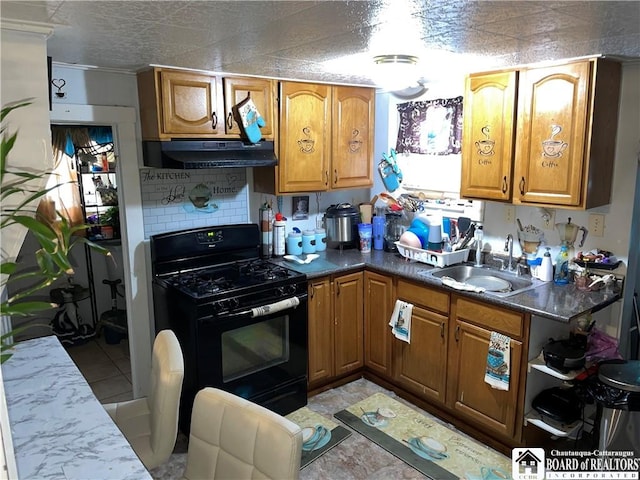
[388,300,413,343]
[484,331,511,390]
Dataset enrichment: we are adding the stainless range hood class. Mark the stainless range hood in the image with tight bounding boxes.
[142,139,277,169]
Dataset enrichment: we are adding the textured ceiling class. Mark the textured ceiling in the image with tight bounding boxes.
[2,0,639,87]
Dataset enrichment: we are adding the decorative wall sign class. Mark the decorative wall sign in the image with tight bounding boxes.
[140,168,248,238]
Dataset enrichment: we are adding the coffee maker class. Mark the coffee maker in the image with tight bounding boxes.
[555,217,588,258]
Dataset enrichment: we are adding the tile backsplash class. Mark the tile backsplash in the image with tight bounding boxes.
[140,168,248,238]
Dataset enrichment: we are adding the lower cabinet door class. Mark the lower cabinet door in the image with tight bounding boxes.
[334,272,364,375]
[307,278,333,385]
[393,305,448,403]
[364,271,394,378]
[448,320,522,438]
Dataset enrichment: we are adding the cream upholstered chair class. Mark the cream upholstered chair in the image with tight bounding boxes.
[182,387,303,480]
[104,329,184,470]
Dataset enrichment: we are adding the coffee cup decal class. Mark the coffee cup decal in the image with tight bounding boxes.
[349,128,363,153]
[475,125,495,156]
[297,126,315,154]
[542,124,568,158]
[481,466,510,480]
[188,183,211,208]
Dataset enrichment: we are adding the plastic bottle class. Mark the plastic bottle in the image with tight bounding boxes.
[273,213,286,257]
[372,216,385,250]
[540,247,554,282]
[554,244,570,284]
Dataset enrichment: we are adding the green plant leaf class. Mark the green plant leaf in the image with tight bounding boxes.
[1,301,57,317]
[1,261,17,276]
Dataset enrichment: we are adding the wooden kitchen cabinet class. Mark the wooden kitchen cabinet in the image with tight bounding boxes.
[364,271,394,379]
[513,58,621,208]
[138,68,224,139]
[307,272,364,388]
[461,57,621,209]
[277,82,332,192]
[331,86,375,189]
[223,76,276,139]
[460,71,517,201]
[334,272,364,375]
[393,279,449,403]
[447,295,526,440]
[254,81,374,194]
[307,277,333,385]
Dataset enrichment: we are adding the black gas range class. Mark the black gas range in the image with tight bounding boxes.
[150,224,308,433]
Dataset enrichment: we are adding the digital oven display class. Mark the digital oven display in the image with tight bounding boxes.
[196,230,223,245]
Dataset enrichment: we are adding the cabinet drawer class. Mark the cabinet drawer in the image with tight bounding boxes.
[455,296,523,338]
[397,279,449,315]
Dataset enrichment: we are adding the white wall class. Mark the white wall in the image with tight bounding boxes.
[1,21,54,480]
[1,26,54,266]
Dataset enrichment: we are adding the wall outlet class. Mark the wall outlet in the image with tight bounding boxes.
[504,205,515,224]
[589,213,605,237]
[541,209,555,230]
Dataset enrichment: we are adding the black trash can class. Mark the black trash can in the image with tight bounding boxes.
[593,360,640,453]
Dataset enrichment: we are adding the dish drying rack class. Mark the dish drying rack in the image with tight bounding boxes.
[395,242,470,268]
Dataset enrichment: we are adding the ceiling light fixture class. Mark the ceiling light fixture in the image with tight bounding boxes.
[371,54,423,92]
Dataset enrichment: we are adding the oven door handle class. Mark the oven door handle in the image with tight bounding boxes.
[246,295,305,318]
[208,294,308,321]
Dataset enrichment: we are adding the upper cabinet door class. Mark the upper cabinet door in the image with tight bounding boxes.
[223,77,276,139]
[278,82,331,193]
[461,71,517,201]
[514,62,591,206]
[160,70,223,136]
[332,86,375,189]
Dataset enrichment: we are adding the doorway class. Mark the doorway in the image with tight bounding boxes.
[50,104,153,398]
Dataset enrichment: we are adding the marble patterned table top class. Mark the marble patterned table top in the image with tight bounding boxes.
[2,335,151,480]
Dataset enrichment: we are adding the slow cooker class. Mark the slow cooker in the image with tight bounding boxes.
[324,203,359,249]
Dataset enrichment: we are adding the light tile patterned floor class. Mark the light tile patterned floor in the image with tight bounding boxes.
[65,335,133,404]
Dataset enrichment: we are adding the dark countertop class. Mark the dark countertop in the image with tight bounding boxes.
[273,249,623,323]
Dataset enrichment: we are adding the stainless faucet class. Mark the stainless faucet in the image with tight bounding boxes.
[504,234,515,272]
[474,226,484,267]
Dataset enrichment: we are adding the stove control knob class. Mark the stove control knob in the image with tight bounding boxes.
[229,297,239,310]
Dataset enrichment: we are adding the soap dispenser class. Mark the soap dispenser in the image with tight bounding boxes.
[540,247,554,282]
[554,245,570,284]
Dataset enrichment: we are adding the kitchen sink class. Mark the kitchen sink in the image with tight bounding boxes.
[424,263,544,297]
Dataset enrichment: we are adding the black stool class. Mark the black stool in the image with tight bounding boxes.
[97,279,128,344]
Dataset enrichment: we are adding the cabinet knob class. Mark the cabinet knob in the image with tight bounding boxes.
[455,325,460,341]
[325,171,329,186]
[334,169,338,185]
[440,322,445,338]
[502,176,508,194]
[211,111,218,129]
[226,112,233,129]
[519,176,526,195]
